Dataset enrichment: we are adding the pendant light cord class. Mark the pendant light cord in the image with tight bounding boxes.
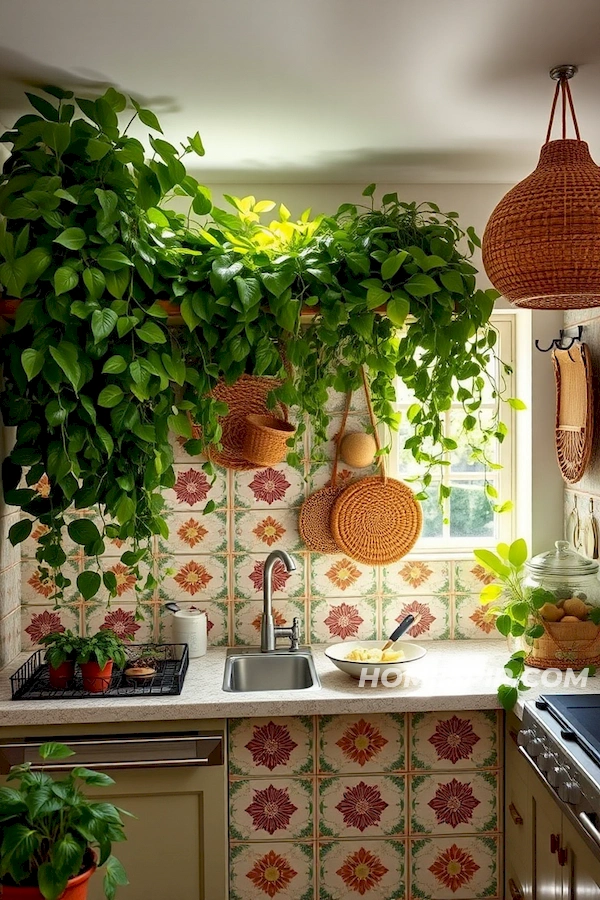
[545,76,581,143]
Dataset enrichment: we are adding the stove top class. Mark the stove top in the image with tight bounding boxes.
[538,694,600,767]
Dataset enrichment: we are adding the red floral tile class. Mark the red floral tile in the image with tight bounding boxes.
[454,560,496,593]
[410,711,499,770]
[319,775,405,838]
[410,835,498,899]
[164,464,226,510]
[234,465,305,510]
[310,596,377,644]
[85,603,152,644]
[21,604,79,649]
[233,600,306,648]
[319,714,405,774]
[229,717,314,776]
[319,839,405,899]
[229,778,313,841]
[229,842,314,900]
[234,553,305,601]
[410,771,499,834]
[382,595,450,641]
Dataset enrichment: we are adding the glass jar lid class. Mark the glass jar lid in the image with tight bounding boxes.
[526,540,599,576]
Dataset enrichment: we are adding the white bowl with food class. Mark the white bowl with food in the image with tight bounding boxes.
[325,640,427,679]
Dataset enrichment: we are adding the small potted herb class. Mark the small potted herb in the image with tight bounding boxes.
[76,631,128,694]
[0,741,128,899]
[39,629,80,689]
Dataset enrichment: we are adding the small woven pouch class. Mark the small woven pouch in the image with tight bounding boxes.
[298,390,353,554]
[552,343,594,484]
[330,367,422,565]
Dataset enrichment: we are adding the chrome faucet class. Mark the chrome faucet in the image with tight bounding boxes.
[261,550,299,652]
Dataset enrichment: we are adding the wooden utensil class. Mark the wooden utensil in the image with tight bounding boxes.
[381,614,415,652]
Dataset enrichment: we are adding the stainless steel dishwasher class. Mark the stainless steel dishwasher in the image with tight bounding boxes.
[0,725,228,900]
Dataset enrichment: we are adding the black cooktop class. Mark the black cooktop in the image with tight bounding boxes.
[539,694,600,765]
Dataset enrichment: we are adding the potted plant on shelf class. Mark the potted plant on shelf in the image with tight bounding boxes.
[76,630,128,693]
[39,629,79,689]
[474,538,600,709]
[0,741,128,899]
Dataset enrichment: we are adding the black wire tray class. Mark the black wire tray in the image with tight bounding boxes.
[10,643,189,700]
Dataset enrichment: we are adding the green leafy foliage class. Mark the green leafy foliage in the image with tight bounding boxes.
[75,630,129,670]
[474,538,564,710]
[0,741,128,900]
[0,88,513,630]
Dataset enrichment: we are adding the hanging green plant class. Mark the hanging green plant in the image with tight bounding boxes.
[0,84,515,623]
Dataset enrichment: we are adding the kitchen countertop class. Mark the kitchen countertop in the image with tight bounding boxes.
[1,640,599,727]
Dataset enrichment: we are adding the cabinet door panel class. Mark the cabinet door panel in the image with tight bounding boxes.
[561,817,600,900]
[530,775,562,900]
[86,767,227,900]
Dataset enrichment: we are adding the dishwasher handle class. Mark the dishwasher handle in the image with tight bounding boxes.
[0,733,223,773]
[30,757,217,772]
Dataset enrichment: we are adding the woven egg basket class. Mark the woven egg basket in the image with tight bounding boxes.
[482,75,600,309]
[298,390,352,554]
[526,620,600,671]
[552,344,594,484]
[208,375,287,470]
[329,368,422,565]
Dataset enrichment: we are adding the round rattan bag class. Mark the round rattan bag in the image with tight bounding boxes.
[298,390,352,553]
[330,474,422,565]
[328,366,422,565]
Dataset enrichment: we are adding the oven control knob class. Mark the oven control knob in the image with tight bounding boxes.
[538,751,555,771]
[527,738,545,757]
[548,766,567,788]
[564,781,582,805]
[517,729,534,747]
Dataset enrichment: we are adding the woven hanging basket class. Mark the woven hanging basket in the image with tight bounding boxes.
[242,414,296,467]
[552,344,594,484]
[208,375,286,470]
[482,72,600,309]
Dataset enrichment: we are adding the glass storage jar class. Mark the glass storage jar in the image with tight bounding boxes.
[523,540,600,607]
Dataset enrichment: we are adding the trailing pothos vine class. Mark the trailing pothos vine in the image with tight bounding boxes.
[0,86,514,613]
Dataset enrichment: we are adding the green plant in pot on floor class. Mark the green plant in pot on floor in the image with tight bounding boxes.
[0,741,129,899]
[39,629,79,689]
[75,631,128,693]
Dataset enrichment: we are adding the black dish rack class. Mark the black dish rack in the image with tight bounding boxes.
[10,643,189,701]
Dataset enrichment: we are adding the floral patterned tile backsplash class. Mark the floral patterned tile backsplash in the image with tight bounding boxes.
[19,417,495,650]
[228,711,502,899]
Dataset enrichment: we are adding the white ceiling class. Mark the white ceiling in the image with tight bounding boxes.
[2,0,600,184]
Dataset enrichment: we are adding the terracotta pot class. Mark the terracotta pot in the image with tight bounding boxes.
[48,659,75,690]
[156,297,182,316]
[80,660,113,693]
[1,858,96,899]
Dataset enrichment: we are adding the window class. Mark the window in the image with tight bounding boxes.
[392,313,516,551]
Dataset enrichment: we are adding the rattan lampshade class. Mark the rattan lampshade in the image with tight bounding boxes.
[482,66,600,310]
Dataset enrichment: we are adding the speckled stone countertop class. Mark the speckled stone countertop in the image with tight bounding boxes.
[1,641,599,727]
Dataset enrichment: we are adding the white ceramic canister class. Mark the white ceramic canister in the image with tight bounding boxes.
[166,603,207,658]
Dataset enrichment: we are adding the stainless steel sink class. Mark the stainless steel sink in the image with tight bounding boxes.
[223,648,320,692]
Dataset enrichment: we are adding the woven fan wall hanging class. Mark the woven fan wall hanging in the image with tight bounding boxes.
[552,343,594,484]
[329,368,422,565]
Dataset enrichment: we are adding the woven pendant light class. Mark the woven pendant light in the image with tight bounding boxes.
[483,65,600,310]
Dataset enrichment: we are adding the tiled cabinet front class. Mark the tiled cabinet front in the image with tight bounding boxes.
[228,711,502,899]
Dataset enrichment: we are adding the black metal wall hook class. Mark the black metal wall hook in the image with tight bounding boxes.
[535,326,583,352]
